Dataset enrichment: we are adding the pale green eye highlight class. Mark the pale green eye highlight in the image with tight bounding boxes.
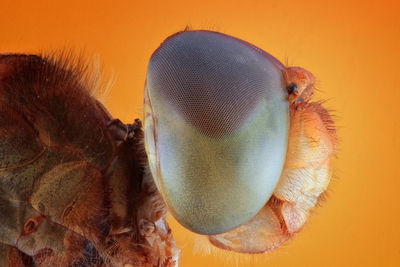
[144,30,289,235]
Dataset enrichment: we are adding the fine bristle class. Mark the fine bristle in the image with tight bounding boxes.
[168,216,285,267]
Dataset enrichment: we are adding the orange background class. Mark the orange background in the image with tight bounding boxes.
[1,0,399,266]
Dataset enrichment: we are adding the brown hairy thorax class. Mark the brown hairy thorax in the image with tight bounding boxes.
[0,54,178,266]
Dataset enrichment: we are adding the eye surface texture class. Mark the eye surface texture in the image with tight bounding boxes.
[144,30,289,235]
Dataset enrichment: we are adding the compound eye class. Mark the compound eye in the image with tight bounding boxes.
[144,30,289,235]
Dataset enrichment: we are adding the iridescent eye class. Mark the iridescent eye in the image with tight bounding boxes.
[144,30,289,235]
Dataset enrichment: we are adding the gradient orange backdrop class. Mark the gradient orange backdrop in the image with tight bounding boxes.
[1,0,399,266]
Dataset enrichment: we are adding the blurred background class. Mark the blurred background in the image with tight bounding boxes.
[1,0,399,266]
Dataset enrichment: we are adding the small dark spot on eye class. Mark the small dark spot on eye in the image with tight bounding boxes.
[288,82,298,94]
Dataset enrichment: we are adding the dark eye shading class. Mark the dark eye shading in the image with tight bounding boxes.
[148,31,286,138]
